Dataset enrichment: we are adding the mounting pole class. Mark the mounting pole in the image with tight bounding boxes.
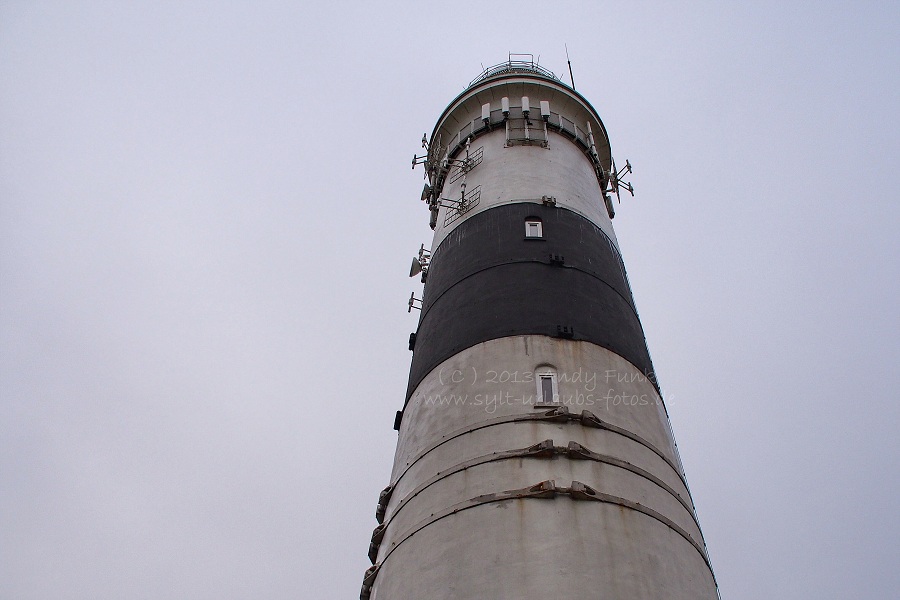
[565,44,576,90]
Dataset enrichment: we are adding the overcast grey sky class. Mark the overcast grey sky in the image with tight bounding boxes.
[1,1,898,598]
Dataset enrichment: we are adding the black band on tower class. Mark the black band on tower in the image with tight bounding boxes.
[406,203,655,402]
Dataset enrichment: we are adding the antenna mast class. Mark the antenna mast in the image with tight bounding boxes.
[565,44,576,90]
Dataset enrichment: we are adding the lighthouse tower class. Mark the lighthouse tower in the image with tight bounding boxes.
[362,56,718,600]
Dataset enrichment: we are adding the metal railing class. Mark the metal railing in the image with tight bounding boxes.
[468,54,562,88]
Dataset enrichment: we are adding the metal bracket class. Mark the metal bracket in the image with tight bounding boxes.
[366,425,707,595]
[407,293,423,313]
[606,158,634,203]
[556,481,710,567]
[389,407,688,499]
[409,244,431,279]
[359,564,379,600]
[380,436,696,534]
[563,441,695,516]
[375,484,394,524]
[441,184,482,227]
[412,132,445,183]
[368,522,387,563]
[555,325,575,338]
[447,143,484,185]
[375,478,712,579]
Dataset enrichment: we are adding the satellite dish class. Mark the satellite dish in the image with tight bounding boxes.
[409,258,423,277]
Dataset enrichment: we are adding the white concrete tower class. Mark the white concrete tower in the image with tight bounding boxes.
[362,56,718,600]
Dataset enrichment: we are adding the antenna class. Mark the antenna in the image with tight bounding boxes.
[409,244,431,279]
[565,44,576,90]
[607,157,635,203]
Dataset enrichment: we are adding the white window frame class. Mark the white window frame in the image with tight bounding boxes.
[535,367,558,404]
[525,219,543,238]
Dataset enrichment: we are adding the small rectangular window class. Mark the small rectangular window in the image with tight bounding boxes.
[526,220,543,238]
[540,376,554,403]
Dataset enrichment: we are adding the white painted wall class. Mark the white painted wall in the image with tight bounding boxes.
[373,337,717,599]
[432,129,620,251]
